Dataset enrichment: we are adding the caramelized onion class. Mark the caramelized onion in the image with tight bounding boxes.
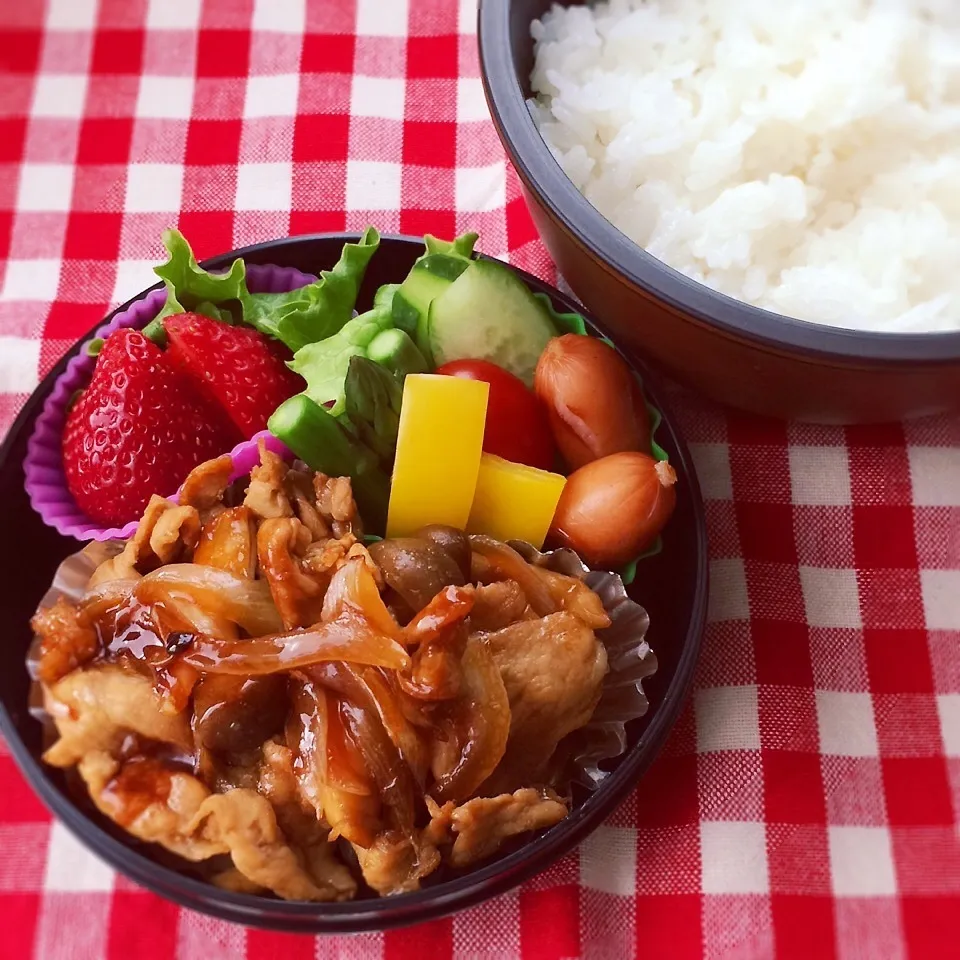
[312,663,429,788]
[430,636,510,804]
[135,564,283,636]
[468,536,557,617]
[339,694,418,838]
[324,698,377,798]
[177,610,411,675]
[157,597,239,641]
[321,557,400,638]
[403,584,475,647]
[291,675,418,848]
[290,681,380,847]
[79,579,139,623]
[399,585,475,701]
[154,660,201,715]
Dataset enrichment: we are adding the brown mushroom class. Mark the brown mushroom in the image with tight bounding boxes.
[193,675,288,755]
[368,538,465,613]
[412,525,472,581]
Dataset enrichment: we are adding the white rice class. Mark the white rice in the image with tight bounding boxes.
[529,0,960,332]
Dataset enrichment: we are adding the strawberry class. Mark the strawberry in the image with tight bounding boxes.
[62,329,242,527]
[164,313,304,439]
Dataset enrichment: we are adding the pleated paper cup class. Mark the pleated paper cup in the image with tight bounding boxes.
[511,542,658,789]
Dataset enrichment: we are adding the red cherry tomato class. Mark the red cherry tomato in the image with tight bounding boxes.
[435,359,556,471]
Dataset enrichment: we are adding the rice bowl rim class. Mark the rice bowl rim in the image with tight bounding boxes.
[478,0,960,365]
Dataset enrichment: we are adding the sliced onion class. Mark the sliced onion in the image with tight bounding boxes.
[399,624,466,702]
[79,579,139,622]
[468,536,557,617]
[311,662,429,788]
[135,564,283,636]
[321,557,400,638]
[396,586,475,701]
[289,680,380,847]
[339,695,418,838]
[430,636,510,804]
[154,660,201,715]
[158,596,238,641]
[178,609,411,675]
[300,665,421,841]
[403,584,475,647]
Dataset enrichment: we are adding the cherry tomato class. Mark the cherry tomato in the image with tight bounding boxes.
[435,359,556,471]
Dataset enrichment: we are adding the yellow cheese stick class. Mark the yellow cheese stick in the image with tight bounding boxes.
[386,374,489,538]
[467,452,567,549]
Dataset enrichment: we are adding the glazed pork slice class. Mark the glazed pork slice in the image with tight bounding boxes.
[426,787,568,868]
[257,740,358,900]
[42,664,192,768]
[88,496,202,586]
[477,611,608,792]
[32,598,100,685]
[352,830,441,897]
[188,789,354,902]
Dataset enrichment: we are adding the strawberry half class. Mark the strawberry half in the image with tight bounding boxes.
[164,313,304,439]
[62,329,242,527]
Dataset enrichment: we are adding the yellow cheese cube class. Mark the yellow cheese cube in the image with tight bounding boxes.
[466,453,567,549]
[386,374,489,538]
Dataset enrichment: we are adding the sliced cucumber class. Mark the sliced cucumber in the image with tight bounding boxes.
[427,258,556,385]
[393,254,472,361]
[393,259,465,346]
[421,231,478,262]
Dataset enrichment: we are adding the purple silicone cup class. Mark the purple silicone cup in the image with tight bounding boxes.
[24,263,315,542]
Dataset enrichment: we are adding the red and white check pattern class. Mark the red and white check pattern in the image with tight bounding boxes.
[1,2,958,958]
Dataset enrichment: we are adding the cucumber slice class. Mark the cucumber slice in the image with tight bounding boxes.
[427,258,556,386]
[393,254,471,362]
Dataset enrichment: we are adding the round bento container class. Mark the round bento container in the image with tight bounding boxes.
[0,233,708,933]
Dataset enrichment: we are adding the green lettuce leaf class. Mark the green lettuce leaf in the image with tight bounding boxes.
[143,226,380,351]
[241,226,381,352]
[288,282,397,416]
[144,229,246,342]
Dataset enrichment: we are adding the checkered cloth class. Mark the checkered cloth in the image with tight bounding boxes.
[1,1,958,957]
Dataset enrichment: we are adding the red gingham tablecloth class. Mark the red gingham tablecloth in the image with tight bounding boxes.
[1,2,959,958]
